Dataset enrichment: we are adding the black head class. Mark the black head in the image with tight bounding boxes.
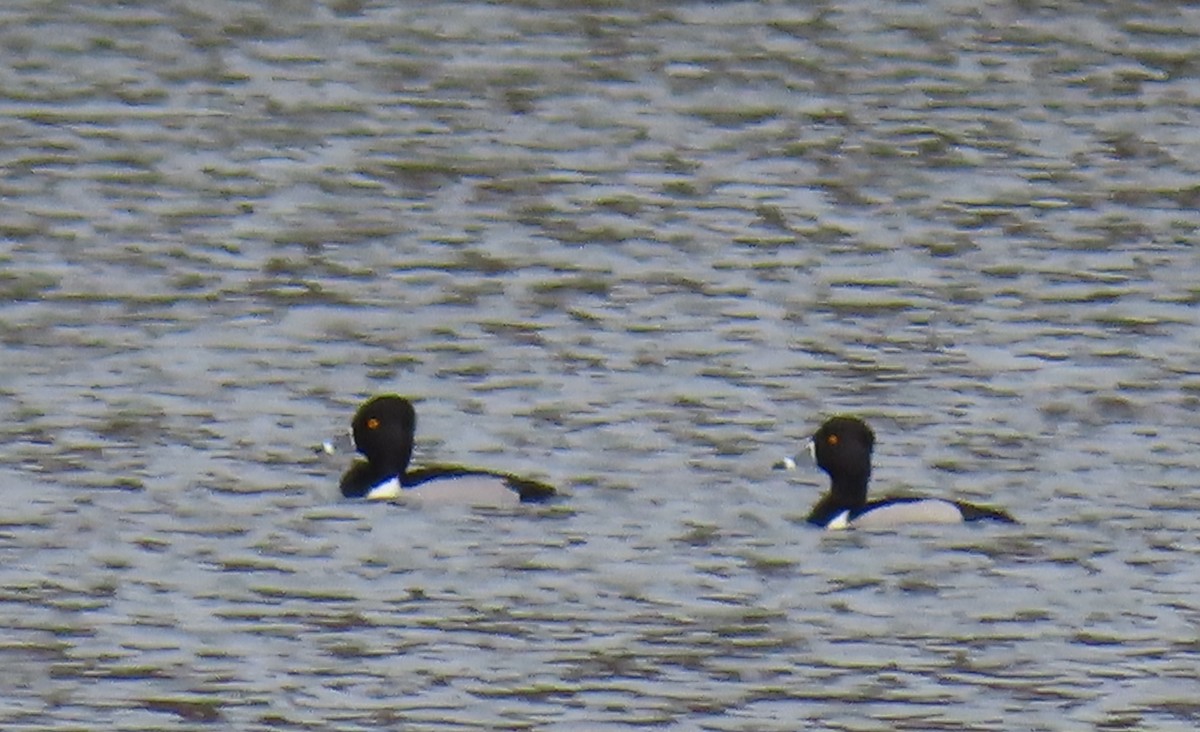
[351,395,417,474]
[812,415,875,505]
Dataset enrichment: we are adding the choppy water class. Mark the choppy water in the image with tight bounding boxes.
[2,1,1200,729]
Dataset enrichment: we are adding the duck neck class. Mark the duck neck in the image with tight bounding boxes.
[374,451,411,484]
[807,472,870,526]
[828,468,870,509]
[368,434,414,482]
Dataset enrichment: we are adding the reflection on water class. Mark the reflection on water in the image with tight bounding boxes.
[2,1,1199,729]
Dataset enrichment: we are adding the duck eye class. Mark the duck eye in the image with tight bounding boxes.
[366,417,380,430]
[827,434,838,446]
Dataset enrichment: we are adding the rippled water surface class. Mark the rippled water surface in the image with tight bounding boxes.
[3,1,1200,729]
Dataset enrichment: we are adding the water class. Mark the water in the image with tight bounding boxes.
[2,1,1199,729]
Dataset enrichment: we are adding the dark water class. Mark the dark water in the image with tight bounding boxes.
[2,1,1199,729]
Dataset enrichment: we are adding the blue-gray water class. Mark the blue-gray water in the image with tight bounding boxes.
[2,1,1199,729]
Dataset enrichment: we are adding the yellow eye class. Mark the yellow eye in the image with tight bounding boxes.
[827,434,838,446]
[366,418,380,430]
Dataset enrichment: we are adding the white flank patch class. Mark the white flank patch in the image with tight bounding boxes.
[825,510,852,531]
[364,476,401,500]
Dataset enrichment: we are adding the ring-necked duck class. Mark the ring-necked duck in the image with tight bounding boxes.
[796,416,1016,529]
[338,395,556,505]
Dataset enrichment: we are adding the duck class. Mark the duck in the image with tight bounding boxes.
[797,415,1016,529]
[337,394,556,505]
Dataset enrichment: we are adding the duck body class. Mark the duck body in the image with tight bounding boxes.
[339,395,556,505]
[807,494,1016,530]
[806,416,1016,530]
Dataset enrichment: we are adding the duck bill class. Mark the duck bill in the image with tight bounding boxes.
[317,431,355,455]
[772,439,816,471]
